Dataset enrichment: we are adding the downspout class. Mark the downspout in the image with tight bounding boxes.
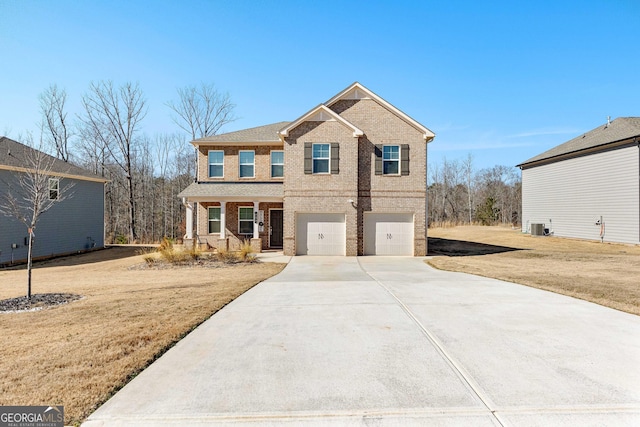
[425,139,429,255]
[637,138,639,243]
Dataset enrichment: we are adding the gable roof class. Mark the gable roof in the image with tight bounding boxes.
[0,137,106,182]
[192,122,289,145]
[325,82,435,141]
[518,117,640,168]
[278,105,364,139]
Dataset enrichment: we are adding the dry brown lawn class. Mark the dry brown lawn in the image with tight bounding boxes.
[428,225,640,316]
[0,247,285,425]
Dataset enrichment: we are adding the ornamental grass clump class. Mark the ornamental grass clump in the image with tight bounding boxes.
[238,240,257,262]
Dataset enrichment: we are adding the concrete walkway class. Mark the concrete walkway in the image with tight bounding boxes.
[84,257,640,426]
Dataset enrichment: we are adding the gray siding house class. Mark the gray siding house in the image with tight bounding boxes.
[0,137,106,265]
[518,118,640,244]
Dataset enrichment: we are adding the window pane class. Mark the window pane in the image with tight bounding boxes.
[239,207,254,235]
[313,159,329,173]
[209,164,223,177]
[239,221,254,234]
[239,207,253,220]
[271,151,284,164]
[49,179,59,200]
[239,151,254,177]
[313,144,329,158]
[209,221,220,233]
[383,145,399,160]
[239,151,254,164]
[271,164,284,177]
[208,208,220,220]
[208,151,223,163]
[383,160,399,175]
[240,164,254,177]
[208,207,220,234]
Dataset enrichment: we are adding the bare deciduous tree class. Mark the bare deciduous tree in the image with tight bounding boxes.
[428,154,521,227]
[463,153,474,224]
[80,81,147,242]
[167,83,236,140]
[39,84,71,162]
[0,135,74,298]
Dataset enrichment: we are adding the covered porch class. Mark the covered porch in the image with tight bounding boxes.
[178,182,283,253]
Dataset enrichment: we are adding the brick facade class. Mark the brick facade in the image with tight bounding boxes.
[281,98,428,256]
[197,145,283,182]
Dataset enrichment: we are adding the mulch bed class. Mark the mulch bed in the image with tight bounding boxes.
[0,293,82,313]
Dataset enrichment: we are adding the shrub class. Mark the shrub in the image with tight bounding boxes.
[159,237,173,252]
[186,245,202,260]
[215,247,238,264]
[238,240,256,262]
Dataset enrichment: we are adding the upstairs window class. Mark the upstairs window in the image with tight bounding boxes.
[208,207,221,233]
[271,151,284,178]
[208,151,224,178]
[49,178,59,200]
[304,142,339,174]
[312,143,330,174]
[238,207,254,234]
[382,145,400,175]
[239,151,255,178]
[375,144,409,176]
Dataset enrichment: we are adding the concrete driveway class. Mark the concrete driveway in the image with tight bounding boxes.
[84,257,640,426]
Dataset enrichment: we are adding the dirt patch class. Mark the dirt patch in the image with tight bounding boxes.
[427,226,640,316]
[0,247,285,425]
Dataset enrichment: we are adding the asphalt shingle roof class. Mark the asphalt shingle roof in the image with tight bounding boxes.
[193,122,290,144]
[0,137,106,181]
[177,182,283,198]
[518,117,640,167]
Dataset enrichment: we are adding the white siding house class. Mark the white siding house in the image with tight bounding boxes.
[518,117,640,244]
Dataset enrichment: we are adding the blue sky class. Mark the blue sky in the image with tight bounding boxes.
[1,0,639,170]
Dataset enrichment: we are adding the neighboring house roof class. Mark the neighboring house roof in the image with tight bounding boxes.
[518,117,640,168]
[178,182,283,200]
[325,82,435,141]
[192,122,290,145]
[278,105,364,139]
[0,136,107,183]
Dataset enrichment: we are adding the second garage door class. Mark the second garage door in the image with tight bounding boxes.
[296,213,346,255]
[364,213,414,255]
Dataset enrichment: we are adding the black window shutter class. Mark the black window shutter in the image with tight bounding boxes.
[374,144,382,175]
[304,142,312,174]
[331,143,339,174]
[401,144,410,176]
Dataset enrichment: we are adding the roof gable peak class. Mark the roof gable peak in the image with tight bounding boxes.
[279,105,363,139]
[326,82,435,141]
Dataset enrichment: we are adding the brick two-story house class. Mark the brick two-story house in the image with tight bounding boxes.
[178,82,435,256]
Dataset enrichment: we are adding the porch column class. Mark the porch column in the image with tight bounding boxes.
[183,198,193,239]
[219,201,226,239]
[253,201,260,239]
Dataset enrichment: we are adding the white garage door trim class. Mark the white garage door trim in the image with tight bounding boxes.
[296,213,346,255]
[364,213,414,256]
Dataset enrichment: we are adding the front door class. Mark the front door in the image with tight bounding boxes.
[270,210,283,248]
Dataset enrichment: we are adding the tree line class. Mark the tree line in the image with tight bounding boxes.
[428,154,522,227]
[30,81,235,243]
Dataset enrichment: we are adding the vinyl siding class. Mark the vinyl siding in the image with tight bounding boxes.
[522,146,639,244]
[0,170,105,265]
